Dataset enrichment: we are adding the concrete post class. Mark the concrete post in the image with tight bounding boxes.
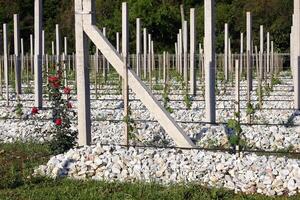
[102,27,107,81]
[271,41,274,76]
[228,38,232,80]
[14,14,21,95]
[190,8,196,96]
[179,29,182,75]
[51,41,55,55]
[183,21,188,84]
[148,34,152,88]
[204,0,216,123]
[74,0,92,145]
[3,24,9,105]
[30,34,34,73]
[63,36,68,86]
[64,37,67,55]
[42,30,45,73]
[21,38,24,73]
[34,0,43,108]
[151,41,154,74]
[175,42,178,72]
[260,25,264,79]
[224,23,228,80]
[246,12,253,91]
[235,59,240,116]
[122,2,129,146]
[136,18,141,77]
[116,32,120,53]
[55,24,60,64]
[267,32,270,74]
[143,28,147,79]
[240,33,243,77]
[293,0,300,109]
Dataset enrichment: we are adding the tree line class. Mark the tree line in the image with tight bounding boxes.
[0,0,293,54]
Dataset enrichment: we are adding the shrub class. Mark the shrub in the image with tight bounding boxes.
[47,67,77,154]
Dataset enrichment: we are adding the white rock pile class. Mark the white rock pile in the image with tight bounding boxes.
[35,144,300,196]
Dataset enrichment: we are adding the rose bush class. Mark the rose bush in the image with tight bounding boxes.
[47,67,77,154]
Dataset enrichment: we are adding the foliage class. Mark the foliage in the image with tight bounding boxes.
[246,102,255,116]
[0,0,293,54]
[162,84,173,113]
[227,111,247,152]
[263,83,273,96]
[123,106,139,143]
[153,84,164,91]
[47,66,77,155]
[24,86,33,94]
[15,100,23,118]
[271,75,282,86]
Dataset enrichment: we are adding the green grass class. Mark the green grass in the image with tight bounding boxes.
[1,142,300,200]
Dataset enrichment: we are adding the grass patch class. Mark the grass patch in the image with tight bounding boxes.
[0,142,300,200]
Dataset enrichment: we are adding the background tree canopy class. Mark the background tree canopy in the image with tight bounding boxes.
[0,0,293,54]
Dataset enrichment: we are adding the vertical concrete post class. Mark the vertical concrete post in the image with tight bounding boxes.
[102,27,107,80]
[224,23,228,80]
[260,25,264,79]
[0,57,2,95]
[74,0,91,145]
[122,2,129,146]
[148,34,152,88]
[228,38,232,80]
[34,0,43,108]
[136,18,141,77]
[151,41,154,74]
[51,41,55,55]
[30,34,34,74]
[3,24,9,105]
[163,51,166,84]
[179,29,182,75]
[183,21,188,84]
[116,32,120,53]
[271,41,274,76]
[21,38,24,74]
[55,24,60,64]
[204,0,216,123]
[14,14,21,95]
[190,8,196,96]
[259,50,263,81]
[176,35,179,72]
[42,30,45,74]
[293,0,300,109]
[240,33,243,77]
[143,28,147,79]
[42,30,45,56]
[246,12,253,91]
[235,59,240,117]
[63,36,68,86]
[267,32,270,74]
[175,42,178,72]
[64,37,67,55]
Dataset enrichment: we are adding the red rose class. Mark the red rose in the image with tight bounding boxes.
[63,87,71,94]
[51,81,60,89]
[67,102,72,109]
[31,107,38,115]
[55,118,62,126]
[48,76,58,83]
